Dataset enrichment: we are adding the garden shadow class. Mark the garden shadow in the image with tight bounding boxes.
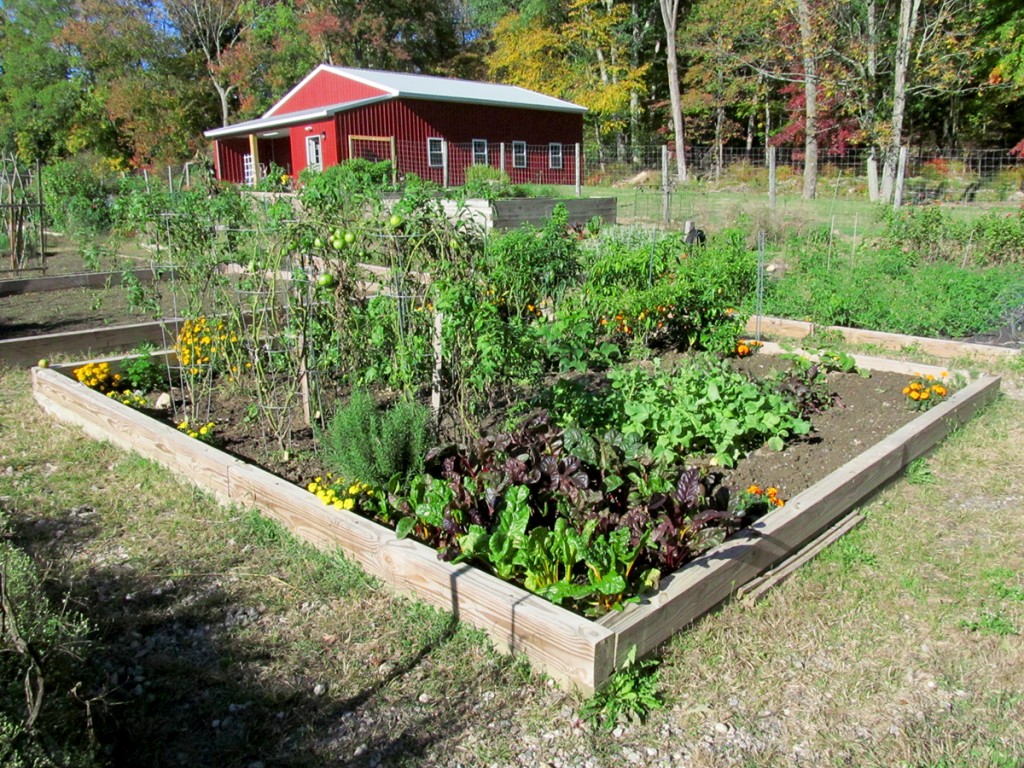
[6,508,508,768]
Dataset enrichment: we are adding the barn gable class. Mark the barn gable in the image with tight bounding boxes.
[267,67,392,117]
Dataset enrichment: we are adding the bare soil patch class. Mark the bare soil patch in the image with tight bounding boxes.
[0,234,177,339]
[164,354,921,546]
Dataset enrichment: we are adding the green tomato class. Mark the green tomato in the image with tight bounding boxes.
[37,359,49,368]
[313,237,324,249]
[344,231,356,244]
[317,273,337,288]
[389,213,403,228]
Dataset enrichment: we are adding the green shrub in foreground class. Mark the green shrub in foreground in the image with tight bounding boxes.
[320,391,433,487]
[0,535,97,767]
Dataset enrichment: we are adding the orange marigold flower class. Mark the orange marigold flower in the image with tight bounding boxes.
[746,484,763,496]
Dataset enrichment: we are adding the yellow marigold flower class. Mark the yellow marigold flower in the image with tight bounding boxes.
[342,498,355,510]
[902,387,911,395]
[932,385,947,397]
[920,390,930,399]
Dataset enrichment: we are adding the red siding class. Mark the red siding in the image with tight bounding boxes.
[333,98,582,185]
[288,118,341,176]
[217,87,584,186]
[271,70,388,116]
[216,138,250,184]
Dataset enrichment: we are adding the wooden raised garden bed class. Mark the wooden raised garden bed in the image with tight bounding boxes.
[31,352,999,693]
[0,267,169,298]
[1,319,184,368]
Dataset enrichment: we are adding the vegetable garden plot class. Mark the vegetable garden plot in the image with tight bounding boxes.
[32,352,999,693]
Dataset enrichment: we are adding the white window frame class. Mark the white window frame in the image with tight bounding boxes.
[548,143,563,170]
[305,135,323,171]
[512,141,527,169]
[472,139,488,165]
[427,137,444,168]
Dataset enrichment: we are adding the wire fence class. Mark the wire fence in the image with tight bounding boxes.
[138,142,1024,244]
[154,143,1024,201]
[583,145,1024,201]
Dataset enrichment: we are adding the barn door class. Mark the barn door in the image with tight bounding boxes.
[305,135,323,172]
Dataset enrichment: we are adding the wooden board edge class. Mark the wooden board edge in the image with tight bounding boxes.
[736,511,865,605]
[754,341,956,377]
[0,267,168,297]
[745,315,1021,363]
[2,319,184,368]
[224,460,613,693]
[32,367,236,503]
[597,373,1000,663]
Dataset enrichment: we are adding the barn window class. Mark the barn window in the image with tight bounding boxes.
[548,143,563,170]
[512,142,527,169]
[427,138,444,168]
[472,139,488,165]
[306,135,323,171]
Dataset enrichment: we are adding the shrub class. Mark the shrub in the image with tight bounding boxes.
[298,159,395,216]
[0,529,96,766]
[41,158,111,234]
[320,391,433,487]
[462,165,516,201]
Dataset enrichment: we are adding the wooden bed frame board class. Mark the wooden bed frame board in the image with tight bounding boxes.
[1,319,184,368]
[31,351,1000,693]
[746,315,1020,363]
[0,267,169,298]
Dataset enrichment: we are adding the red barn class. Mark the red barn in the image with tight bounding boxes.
[205,65,587,187]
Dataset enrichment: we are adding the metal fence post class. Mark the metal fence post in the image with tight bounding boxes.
[442,141,449,189]
[661,144,670,223]
[768,146,777,210]
[575,143,582,197]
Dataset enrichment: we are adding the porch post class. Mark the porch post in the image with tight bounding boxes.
[248,134,261,187]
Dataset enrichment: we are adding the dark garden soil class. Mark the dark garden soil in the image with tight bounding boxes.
[185,354,921,524]
[0,235,179,339]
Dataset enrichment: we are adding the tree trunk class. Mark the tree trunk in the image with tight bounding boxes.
[880,0,921,202]
[795,0,818,200]
[660,0,687,182]
[213,79,234,128]
[866,0,880,201]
